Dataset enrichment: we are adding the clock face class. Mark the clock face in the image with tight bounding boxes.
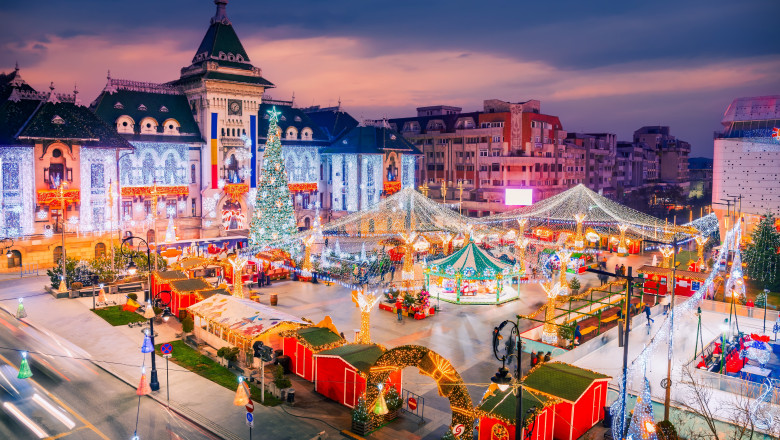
[228,99,242,116]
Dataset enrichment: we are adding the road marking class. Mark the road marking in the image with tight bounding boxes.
[0,353,110,440]
[43,425,89,439]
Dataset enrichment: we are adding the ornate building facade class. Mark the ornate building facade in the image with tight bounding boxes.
[1,0,420,270]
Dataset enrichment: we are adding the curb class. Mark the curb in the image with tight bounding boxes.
[17,296,243,440]
[340,429,365,439]
[92,359,244,440]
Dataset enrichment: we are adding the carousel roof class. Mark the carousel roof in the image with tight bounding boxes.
[428,241,515,278]
[476,184,696,243]
[187,295,305,341]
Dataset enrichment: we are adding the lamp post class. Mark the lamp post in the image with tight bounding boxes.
[585,265,634,440]
[492,319,533,440]
[148,289,173,396]
[121,235,159,391]
[54,182,69,293]
[719,318,729,374]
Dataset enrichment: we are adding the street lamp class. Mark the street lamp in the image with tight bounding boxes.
[127,259,138,276]
[719,318,729,375]
[492,319,534,440]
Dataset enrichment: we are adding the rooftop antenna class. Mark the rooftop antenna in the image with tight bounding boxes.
[291,91,295,106]
[14,61,19,72]
[337,97,342,111]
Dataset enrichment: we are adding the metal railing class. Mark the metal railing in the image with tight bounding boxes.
[0,263,39,277]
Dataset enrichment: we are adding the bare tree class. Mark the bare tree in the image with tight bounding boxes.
[676,366,780,440]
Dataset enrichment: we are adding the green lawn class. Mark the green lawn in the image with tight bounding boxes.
[156,340,280,406]
[92,305,147,326]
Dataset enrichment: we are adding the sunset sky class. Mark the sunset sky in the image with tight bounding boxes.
[2,0,778,157]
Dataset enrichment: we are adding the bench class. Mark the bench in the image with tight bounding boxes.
[601,315,618,324]
[117,282,144,294]
[581,325,598,335]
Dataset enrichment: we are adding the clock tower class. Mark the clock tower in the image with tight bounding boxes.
[172,0,274,235]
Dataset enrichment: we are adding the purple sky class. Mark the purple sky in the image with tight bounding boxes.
[2,0,779,157]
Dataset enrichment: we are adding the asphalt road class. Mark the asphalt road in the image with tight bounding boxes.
[0,277,216,440]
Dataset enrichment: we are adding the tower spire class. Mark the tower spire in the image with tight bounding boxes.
[211,0,231,25]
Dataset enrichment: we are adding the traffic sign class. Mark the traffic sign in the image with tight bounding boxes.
[407,397,417,411]
[160,343,173,355]
[245,400,254,413]
[246,412,254,427]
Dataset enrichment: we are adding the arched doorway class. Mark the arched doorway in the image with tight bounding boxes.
[95,243,107,258]
[304,217,311,229]
[6,250,21,268]
[365,345,474,439]
[147,229,156,244]
[53,246,63,265]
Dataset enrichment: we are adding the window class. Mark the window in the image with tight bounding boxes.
[191,164,197,184]
[479,165,489,172]
[491,150,500,157]
[144,200,152,216]
[191,198,196,217]
[122,201,132,219]
[491,163,500,172]
[437,139,448,145]
[95,243,106,258]
[480,179,490,185]
[466,137,479,144]
[455,165,464,171]
[479,150,488,157]
[492,136,502,143]
[521,166,526,172]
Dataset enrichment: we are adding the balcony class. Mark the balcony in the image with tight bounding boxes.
[220,137,247,147]
[43,167,73,188]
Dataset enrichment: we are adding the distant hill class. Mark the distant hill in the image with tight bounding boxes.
[688,157,713,169]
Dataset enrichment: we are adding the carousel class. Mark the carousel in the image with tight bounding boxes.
[424,241,523,304]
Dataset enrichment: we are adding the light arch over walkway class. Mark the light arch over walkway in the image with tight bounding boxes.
[366,345,474,439]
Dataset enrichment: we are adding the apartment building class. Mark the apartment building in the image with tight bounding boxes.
[388,99,570,216]
[565,132,617,195]
[634,126,689,190]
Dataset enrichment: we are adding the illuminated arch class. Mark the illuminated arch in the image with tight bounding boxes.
[365,345,474,439]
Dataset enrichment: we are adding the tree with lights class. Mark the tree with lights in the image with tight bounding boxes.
[626,377,658,440]
[744,212,780,292]
[249,107,298,247]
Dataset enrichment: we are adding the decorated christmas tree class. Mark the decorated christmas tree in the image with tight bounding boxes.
[249,107,297,247]
[744,212,780,291]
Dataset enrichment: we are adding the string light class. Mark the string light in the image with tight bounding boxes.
[0,148,35,238]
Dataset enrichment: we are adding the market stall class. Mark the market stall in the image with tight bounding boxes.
[256,249,292,280]
[281,317,346,382]
[169,278,214,318]
[151,270,188,299]
[187,295,306,351]
[638,265,711,297]
[424,241,523,304]
[475,384,556,440]
[522,362,611,440]
[313,343,402,409]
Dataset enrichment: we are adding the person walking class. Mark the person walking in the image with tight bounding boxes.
[615,264,620,274]
[390,264,396,281]
[531,351,539,368]
[620,264,626,276]
[661,295,670,315]
[644,304,654,326]
[395,295,403,322]
[544,351,551,362]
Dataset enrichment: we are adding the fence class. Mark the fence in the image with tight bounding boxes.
[0,263,39,278]
[698,298,779,324]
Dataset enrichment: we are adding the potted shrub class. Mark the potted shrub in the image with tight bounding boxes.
[569,277,581,295]
[181,315,194,338]
[558,324,574,348]
[272,364,291,398]
[384,387,402,421]
[655,420,678,440]
[351,396,372,435]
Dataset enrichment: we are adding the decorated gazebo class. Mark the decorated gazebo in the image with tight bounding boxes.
[424,241,523,304]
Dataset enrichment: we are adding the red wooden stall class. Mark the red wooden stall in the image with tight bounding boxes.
[638,265,709,297]
[523,362,610,440]
[225,260,257,285]
[282,317,347,382]
[151,270,188,299]
[313,344,402,409]
[169,278,218,318]
[476,385,556,440]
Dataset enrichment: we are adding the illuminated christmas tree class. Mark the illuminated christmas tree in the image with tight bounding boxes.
[744,212,780,292]
[626,377,658,440]
[249,107,297,247]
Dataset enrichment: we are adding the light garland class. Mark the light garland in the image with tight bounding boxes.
[119,141,188,187]
[120,185,188,197]
[609,219,744,437]
[288,182,317,192]
[0,148,34,238]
